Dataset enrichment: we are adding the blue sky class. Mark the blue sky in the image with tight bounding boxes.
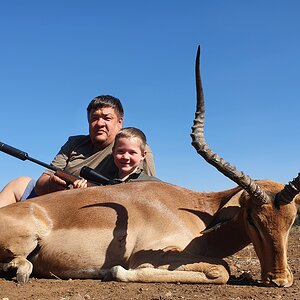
[1,1,300,193]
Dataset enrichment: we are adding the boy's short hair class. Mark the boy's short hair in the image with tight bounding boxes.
[114,127,147,151]
[87,95,124,120]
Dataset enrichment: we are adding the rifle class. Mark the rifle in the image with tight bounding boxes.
[0,142,116,187]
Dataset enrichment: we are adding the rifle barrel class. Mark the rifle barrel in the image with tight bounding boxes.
[0,142,28,160]
[0,142,110,186]
[0,142,58,172]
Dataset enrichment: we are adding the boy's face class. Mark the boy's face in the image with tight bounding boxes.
[113,137,146,179]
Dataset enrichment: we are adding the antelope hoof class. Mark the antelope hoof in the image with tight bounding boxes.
[110,265,127,281]
[206,265,229,283]
[16,272,30,284]
[3,258,33,284]
[206,266,223,279]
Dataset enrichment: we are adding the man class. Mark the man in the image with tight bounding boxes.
[0,95,155,207]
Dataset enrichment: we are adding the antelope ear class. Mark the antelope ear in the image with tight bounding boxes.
[201,206,240,234]
[294,194,300,205]
[201,189,244,234]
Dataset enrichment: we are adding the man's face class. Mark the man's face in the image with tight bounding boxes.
[88,107,123,150]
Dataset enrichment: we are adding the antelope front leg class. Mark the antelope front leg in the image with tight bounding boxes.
[2,257,33,283]
[110,261,230,284]
[110,248,230,284]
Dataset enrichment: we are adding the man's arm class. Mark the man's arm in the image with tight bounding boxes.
[34,136,77,195]
[35,172,68,195]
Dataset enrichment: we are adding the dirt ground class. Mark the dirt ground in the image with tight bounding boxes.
[0,226,299,300]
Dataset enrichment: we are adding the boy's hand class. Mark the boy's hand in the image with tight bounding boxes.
[72,178,88,189]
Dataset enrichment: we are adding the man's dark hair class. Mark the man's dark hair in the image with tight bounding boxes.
[87,95,124,120]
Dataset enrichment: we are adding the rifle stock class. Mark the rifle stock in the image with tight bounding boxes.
[52,170,95,187]
[0,142,112,187]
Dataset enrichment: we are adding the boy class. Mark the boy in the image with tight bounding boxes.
[76,127,159,187]
[112,127,159,182]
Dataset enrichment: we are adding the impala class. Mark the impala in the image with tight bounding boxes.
[0,46,298,287]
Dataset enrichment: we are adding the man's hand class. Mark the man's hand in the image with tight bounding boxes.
[50,174,68,188]
[35,173,67,196]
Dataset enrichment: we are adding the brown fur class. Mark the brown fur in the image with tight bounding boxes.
[0,180,297,286]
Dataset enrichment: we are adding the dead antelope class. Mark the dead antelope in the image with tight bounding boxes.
[0,46,298,287]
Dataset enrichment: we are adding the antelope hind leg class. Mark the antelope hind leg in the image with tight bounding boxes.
[110,261,229,284]
[1,257,33,283]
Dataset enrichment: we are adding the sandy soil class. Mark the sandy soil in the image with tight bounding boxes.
[0,226,299,300]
